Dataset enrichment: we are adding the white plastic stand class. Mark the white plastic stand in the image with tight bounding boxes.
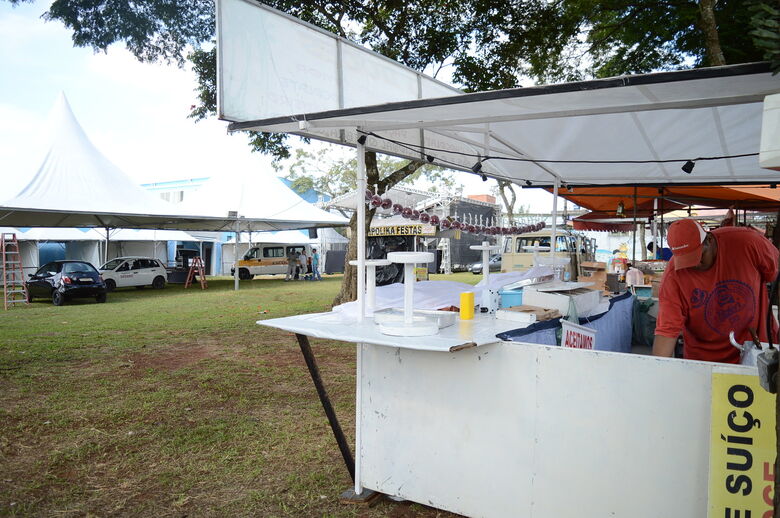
[349,259,391,313]
[469,241,500,313]
[380,251,437,336]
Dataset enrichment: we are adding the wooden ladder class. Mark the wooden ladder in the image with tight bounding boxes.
[184,256,208,290]
[2,233,29,310]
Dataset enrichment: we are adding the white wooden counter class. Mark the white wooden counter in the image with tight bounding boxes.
[258,313,771,518]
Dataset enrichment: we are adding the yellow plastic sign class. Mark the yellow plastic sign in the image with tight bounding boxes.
[708,373,775,518]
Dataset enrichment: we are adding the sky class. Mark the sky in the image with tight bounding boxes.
[0,1,555,212]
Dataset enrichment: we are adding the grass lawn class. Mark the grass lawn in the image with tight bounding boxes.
[0,273,478,517]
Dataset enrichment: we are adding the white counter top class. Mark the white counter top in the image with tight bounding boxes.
[257,311,531,352]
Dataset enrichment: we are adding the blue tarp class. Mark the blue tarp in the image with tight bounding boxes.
[497,291,634,352]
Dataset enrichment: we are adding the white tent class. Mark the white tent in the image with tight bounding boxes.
[175,168,347,232]
[0,226,213,274]
[0,94,348,232]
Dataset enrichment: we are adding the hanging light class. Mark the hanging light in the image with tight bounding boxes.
[616,201,625,218]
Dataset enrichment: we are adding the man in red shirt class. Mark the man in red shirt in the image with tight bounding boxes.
[653,218,779,363]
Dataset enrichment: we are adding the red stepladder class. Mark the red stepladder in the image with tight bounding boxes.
[184,256,208,290]
[2,233,29,310]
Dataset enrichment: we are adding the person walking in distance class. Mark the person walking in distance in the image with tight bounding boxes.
[285,248,297,281]
[312,248,321,281]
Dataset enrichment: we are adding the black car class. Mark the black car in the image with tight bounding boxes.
[26,260,107,306]
[470,254,502,275]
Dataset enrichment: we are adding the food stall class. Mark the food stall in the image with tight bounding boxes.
[216,1,779,515]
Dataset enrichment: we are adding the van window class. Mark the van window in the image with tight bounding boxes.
[517,237,550,252]
[556,236,568,252]
[244,248,260,260]
[503,238,513,253]
[263,247,285,258]
[287,246,305,255]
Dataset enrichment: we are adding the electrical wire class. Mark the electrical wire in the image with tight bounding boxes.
[357,129,758,166]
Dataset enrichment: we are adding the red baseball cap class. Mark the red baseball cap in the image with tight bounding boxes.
[667,219,707,270]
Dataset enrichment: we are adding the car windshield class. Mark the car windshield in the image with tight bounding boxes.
[100,258,124,270]
[63,262,97,275]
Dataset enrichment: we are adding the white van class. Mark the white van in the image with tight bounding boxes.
[232,243,313,280]
[500,229,596,279]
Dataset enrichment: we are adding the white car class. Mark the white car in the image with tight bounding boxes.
[99,257,168,291]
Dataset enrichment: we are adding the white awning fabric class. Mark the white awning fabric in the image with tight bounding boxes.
[175,168,347,232]
[226,63,780,188]
[0,93,347,231]
[217,1,780,188]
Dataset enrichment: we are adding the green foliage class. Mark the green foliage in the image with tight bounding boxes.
[749,0,780,73]
[40,0,769,157]
[283,147,458,198]
[45,0,214,65]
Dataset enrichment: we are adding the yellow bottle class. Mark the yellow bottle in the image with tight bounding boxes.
[460,292,475,320]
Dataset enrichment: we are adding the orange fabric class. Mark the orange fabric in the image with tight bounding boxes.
[550,185,780,214]
[655,227,779,363]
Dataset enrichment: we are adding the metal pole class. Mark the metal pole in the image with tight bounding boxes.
[104,226,110,264]
[632,187,637,263]
[356,134,367,322]
[551,178,559,265]
[652,198,658,258]
[234,219,240,291]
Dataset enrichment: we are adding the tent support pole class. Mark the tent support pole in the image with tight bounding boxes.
[652,198,658,258]
[632,187,637,263]
[356,135,366,322]
[234,219,240,291]
[660,189,665,252]
[550,179,559,267]
[354,130,367,497]
[105,227,110,264]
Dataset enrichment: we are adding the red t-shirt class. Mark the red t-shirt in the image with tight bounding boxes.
[655,227,779,363]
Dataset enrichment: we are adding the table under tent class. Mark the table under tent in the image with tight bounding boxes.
[0,93,347,294]
[216,1,780,516]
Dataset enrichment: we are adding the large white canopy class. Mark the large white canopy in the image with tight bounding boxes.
[0,226,211,243]
[176,167,347,232]
[0,93,347,231]
[216,0,780,188]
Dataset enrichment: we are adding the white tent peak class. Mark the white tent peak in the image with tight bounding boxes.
[6,93,176,216]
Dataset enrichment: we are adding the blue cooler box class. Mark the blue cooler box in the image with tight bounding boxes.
[499,289,523,308]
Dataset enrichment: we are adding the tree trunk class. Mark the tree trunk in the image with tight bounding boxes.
[331,151,425,307]
[498,180,516,225]
[699,0,726,66]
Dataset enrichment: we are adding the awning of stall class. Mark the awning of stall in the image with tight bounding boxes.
[571,213,641,232]
[220,8,780,189]
[554,185,780,217]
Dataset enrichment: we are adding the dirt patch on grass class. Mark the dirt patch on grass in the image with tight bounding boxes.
[125,344,218,375]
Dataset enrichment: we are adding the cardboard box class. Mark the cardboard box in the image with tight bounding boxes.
[580,261,607,270]
[578,270,607,291]
[523,284,602,318]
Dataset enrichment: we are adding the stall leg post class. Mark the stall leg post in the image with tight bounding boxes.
[294,334,379,503]
[294,333,354,479]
